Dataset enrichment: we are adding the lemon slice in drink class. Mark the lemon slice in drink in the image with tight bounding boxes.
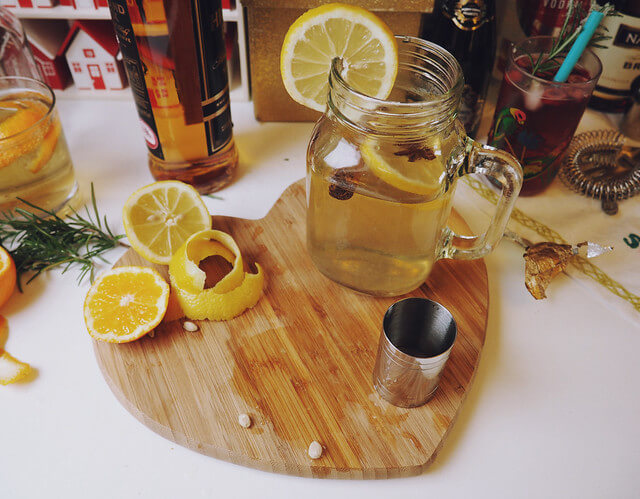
[280,3,398,112]
[360,139,447,197]
[123,181,211,265]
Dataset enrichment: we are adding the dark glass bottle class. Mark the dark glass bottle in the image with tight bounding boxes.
[108,0,238,193]
[589,0,640,113]
[421,0,496,138]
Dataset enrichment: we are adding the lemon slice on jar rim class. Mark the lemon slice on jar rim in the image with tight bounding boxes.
[280,3,398,112]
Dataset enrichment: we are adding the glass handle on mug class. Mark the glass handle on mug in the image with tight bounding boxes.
[440,137,523,260]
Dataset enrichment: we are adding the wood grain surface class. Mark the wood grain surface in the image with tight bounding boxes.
[93,180,488,479]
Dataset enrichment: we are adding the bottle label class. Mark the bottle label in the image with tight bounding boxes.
[442,1,493,31]
[524,0,591,37]
[591,12,640,97]
[108,0,165,159]
[613,23,640,49]
[190,0,233,155]
[108,0,232,161]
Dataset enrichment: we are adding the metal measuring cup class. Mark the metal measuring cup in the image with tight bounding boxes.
[373,298,457,408]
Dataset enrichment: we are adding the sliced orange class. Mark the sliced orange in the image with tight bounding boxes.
[0,100,49,170]
[0,247,16,309]
[162,288,185,323]
[84,266,169,343]
[0,102,46,139]
[29,120,60,174]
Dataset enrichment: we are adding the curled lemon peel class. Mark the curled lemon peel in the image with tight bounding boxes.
[173,266,264,321]
[169,229,265,321]
[0,348,32,385]
[170,230,245,295]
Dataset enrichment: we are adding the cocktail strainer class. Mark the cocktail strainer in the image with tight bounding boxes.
[560,130,640,215]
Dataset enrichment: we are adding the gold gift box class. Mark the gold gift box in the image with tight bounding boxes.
[241,0,435,122]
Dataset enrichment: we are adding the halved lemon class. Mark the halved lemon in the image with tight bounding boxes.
[361,139,451,197]
[84,266,169,343]
[280,3,398,112]
[122,181,211,265]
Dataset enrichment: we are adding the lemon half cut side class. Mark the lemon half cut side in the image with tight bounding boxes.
[122,181,212,265]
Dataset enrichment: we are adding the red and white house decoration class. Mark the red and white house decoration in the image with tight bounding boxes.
[23,19,72,90]
[58,0,107,8]
[62,20,126,91]
[4,0,58,8]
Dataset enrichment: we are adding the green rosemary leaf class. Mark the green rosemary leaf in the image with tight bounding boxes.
[0,183,126,290]
[528,1,616,78]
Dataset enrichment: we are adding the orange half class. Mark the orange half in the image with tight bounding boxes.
[84,266,169,343]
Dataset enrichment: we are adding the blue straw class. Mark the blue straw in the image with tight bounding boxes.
[553,10,604,82]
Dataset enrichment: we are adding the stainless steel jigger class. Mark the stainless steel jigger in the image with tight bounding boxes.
[373,298,457,408]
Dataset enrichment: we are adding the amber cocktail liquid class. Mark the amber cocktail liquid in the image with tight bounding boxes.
[0,77,76,213]
[308,135,456,297]
[307,38,522,297]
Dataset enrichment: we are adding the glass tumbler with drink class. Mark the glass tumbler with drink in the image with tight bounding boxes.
[488,36,602,196]
[0,76,77,213]
[307,37,523,297]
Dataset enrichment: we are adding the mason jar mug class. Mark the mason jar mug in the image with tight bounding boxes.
[306,36,523,297]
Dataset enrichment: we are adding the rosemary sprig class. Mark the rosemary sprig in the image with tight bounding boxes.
[0,184,127,290]
[530,0,617,77]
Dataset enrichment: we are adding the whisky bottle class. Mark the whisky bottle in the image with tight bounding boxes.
[108,0,238,193]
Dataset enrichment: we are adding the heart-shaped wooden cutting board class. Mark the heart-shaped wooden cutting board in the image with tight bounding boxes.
[94,179,488,478]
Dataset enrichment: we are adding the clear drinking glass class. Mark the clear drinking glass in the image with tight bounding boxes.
[306,36,523,297]
[488,36,602,196]
[0,77,77,213]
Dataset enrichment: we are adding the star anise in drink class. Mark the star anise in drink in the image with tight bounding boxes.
[394,144,436,162]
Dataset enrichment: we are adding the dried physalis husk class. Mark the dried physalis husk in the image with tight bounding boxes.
[524,243,574,299]
[523,241,612,299]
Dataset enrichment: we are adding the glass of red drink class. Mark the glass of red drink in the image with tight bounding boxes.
[488,36,602,196]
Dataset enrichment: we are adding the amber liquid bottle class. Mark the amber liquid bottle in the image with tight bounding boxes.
[108,0,238,193]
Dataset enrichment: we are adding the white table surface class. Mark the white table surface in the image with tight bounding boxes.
[1,97,639,499]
